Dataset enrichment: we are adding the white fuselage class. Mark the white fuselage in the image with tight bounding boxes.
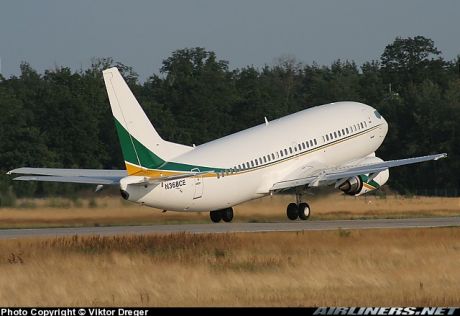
[123,102,388,211]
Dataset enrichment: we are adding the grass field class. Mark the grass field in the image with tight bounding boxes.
[0,194,459,228]
[0,228,459,306]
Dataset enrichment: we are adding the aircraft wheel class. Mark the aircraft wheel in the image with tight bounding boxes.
[298,202,310,220]
[286,203,299,220]
[222,207,234,223]
[210,210,222,223]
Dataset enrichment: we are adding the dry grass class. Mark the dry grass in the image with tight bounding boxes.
[0,228,459,306]
[0,194,459,228]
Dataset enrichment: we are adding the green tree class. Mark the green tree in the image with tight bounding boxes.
[151,48,237,145]
[380,36,446,90]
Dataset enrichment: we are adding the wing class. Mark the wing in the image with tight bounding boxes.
[271,153,447,191]
[7,168,127,185]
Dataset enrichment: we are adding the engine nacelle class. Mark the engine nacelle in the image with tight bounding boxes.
[337,157,389,196]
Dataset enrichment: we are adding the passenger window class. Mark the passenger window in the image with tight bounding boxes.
[251,161,254,168]
[314,139,317,145]
[360,122,364,128]
[259,158,262,164]
[263,156,267,163]
[306,141,310,148]
[334,132,337,138]
[310,140,313,146]
[280,151,284,157]
[338,130,341,137]
[289,147,293,154]
[284,149,288,155]
[272,153,276,160]
[342,129,345,135]
[346,128,349,134]
[326,134,329,141]
[302,143,306,150]
[330,133,333,139]
[298,144,302,151]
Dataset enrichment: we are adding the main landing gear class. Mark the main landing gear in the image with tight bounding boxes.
[210,207,234,223]
[286,193,311,221]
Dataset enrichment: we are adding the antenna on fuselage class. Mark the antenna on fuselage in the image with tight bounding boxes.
[264,117,269,126]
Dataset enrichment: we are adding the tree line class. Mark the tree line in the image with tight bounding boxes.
[0,36,459,201]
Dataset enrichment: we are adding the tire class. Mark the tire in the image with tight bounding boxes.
[298,202,310,220]
[286,203,299,220]
[222,208,234,222]
[210,210,222,223]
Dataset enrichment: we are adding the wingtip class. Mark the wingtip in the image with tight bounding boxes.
[435,153,448,160]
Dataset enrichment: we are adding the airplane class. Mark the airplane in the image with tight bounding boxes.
[7,67,447,223]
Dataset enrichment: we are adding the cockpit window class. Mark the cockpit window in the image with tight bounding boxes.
[374,110,382,119]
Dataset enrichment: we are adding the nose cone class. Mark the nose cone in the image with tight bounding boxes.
[381,115,388,137]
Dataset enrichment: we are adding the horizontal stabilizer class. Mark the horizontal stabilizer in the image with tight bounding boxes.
[13,176,119,185]
[8,167,126,177]
[7,168,127,185]
[127,170,213,186]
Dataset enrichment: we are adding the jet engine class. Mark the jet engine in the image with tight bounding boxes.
[337,157,389,196]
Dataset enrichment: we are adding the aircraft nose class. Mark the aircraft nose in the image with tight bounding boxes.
[380,116,388,137]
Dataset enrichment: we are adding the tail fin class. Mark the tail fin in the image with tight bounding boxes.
[102,67,191,174]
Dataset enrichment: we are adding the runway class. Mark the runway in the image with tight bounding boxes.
[0,217,459,239]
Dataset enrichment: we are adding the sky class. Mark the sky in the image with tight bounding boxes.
[1,0,459,81]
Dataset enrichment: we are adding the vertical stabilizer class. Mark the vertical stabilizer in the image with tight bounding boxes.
[102,67,191,174]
